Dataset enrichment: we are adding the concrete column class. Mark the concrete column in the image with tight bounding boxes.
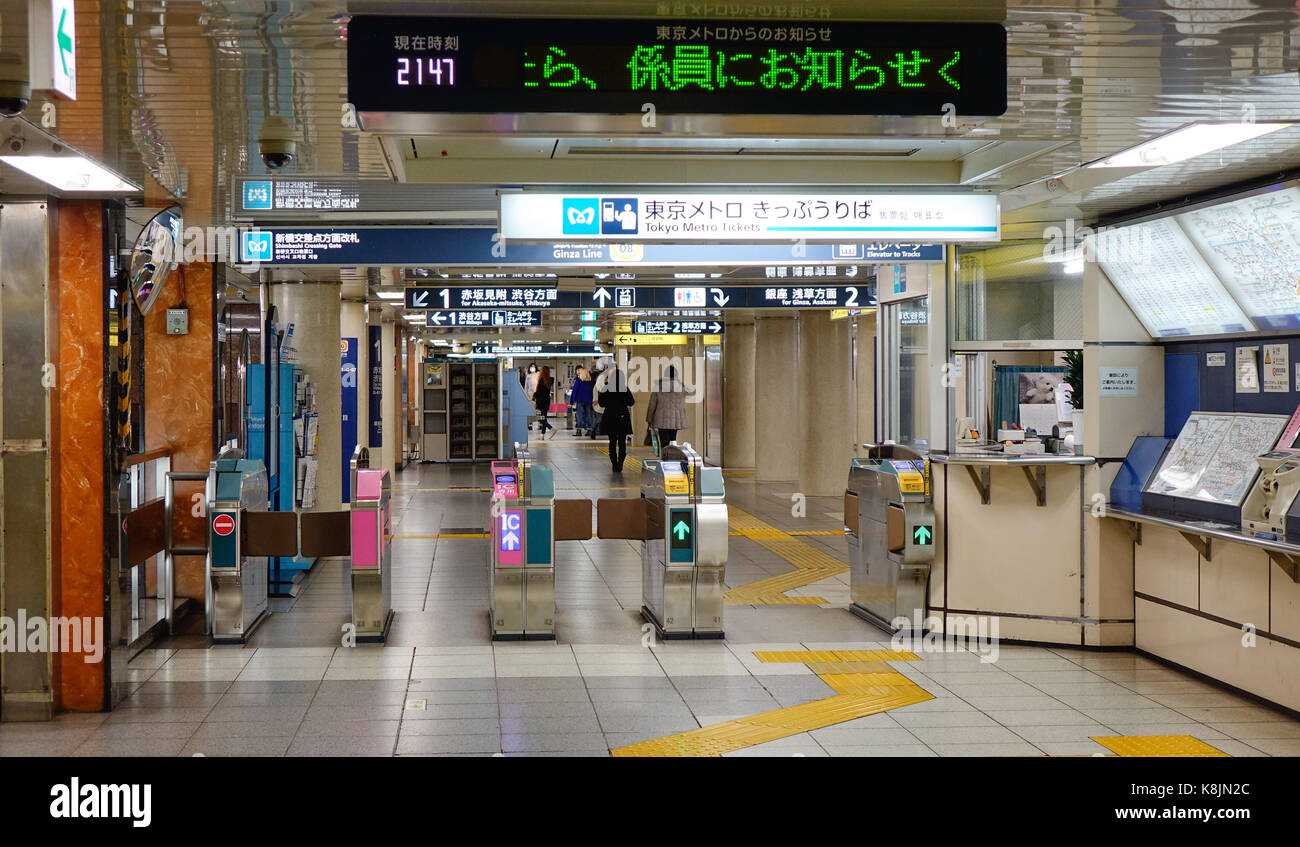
[380,316,397,479]
[798,311,854,496]
[854,312,878,451]
[722,321,755,469]
[754,316,800,482]
[271,281,343,511]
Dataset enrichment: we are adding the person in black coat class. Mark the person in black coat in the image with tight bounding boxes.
[597,365,635,471]
[534,365,556,439]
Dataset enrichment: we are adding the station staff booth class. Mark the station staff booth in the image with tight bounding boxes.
[920,178,1300,715]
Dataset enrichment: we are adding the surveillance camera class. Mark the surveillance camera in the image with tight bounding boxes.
[5,135,23,153]
[257,115,296,170]
[0,78,30,119]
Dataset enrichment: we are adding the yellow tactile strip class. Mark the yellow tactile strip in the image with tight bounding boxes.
[1091,735,1229,757]
[723,506,849,605]
[612,650,930,757]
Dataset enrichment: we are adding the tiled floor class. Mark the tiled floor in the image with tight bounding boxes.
[6,431,1300,757]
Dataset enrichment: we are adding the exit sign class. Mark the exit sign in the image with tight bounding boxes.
[29,0,77,100]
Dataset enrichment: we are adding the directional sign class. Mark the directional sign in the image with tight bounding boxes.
[408,285,875,311]
[231,226,928,267]
[913,525,933,546]
[632,320,724,336]
[497,510,523,565]
[669,508,694,562]
[425,310,541,328]
[30,0,77,100]
[471,342,603,356]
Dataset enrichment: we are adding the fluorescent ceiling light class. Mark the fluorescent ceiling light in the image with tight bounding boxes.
[1,155,139,192]
[376,291,404,300]
[1063,257,1085,275]
[1088,122,1290,169]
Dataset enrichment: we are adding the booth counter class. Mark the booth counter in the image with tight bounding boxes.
[927,453,1139,647]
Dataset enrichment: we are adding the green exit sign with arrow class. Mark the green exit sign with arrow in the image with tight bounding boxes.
[913,525,933,546]
[29,0,78,100]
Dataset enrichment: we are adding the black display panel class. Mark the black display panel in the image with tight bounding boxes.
[347,16,1007,117]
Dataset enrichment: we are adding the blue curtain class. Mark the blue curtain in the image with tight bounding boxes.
[993,365,1068,430]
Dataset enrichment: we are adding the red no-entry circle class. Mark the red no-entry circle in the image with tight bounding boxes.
[212,514,236,537]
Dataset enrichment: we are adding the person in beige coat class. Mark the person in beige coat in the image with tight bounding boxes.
[646,365,689,447]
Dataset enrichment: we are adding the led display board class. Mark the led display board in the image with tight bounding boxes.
[347,16,1008,119]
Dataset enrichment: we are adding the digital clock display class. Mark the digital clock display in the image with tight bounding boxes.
[348,16,1006,118]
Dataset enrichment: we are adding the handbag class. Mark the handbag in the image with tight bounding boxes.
[650,427,661,456]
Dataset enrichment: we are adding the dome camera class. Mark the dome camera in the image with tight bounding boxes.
[257,114,297,170]
[0,77,31,119]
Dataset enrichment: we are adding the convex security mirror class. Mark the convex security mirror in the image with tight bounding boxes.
[127,205,182,315]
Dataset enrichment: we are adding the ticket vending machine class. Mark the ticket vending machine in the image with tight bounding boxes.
[844,445,935,632]
[489,445,556,639]
[350,447,394,642]
[208,458,271,644]
[640,442,727,639]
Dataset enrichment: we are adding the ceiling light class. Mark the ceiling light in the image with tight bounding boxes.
[1087,122,1290,169]
[1,154,140,192]
[376,291,404,300]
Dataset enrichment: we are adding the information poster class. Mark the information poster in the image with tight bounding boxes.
[1264,344,1290,393]
[1236,346,1260,393]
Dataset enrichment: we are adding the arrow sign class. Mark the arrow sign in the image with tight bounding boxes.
[672,520,690,541]
[501,530,520,551]
[913,525,932,546]
[429,312,446,325]
[57,9,73,76]
[710,322,723,333]
[411,290,430,307]
[710,287,730,306]
[593,287,612,307]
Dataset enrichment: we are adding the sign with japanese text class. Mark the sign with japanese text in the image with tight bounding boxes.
[500,192,999,242]
[347,17,1007,119]
[424,310,542,328]
[406,284,875,311]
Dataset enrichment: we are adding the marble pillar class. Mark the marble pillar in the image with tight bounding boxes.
[754,316,800,482]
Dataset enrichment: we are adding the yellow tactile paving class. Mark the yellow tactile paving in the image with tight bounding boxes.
[1091,735,1230,757]
[611,650,931,757]
[722,506,850,605]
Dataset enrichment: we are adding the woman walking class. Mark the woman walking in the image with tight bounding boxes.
[597,362,635,471]
[646,365,689,449]
[534,365,556,439]
[571,365,595,436]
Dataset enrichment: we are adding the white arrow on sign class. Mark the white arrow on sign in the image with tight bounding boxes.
[501,530,520,551]
[710,288,730,307]
[710,322,723,333]
[411,290,430,308]
[593,287,612,308]
[429,312,447,325]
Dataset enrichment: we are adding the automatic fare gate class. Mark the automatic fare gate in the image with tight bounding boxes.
[489,444,592,640]
[844,444,935,632]
[596,442,727,639]
[211,447,394,644]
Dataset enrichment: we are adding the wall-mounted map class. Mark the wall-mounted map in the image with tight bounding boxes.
[1176,187,1300,331]
[1096,218,1255,338]
[1146,412,1286,506]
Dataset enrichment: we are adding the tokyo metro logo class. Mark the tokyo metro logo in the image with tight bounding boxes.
[561,198,599,234]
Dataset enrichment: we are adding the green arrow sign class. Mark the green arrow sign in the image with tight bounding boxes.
[57,9,73,76]
[672,520,691,541]
[913,525,932,545]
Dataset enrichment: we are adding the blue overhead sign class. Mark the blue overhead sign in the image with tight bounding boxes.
[406,284,875,311]
[425,310,542,328]
[234,226,940,267]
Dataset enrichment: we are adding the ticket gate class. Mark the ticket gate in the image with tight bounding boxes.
[350,447,394,642]
[208,458,271,644]
[844,444,935,633]
[489,445,556,639]
[640,442,727,639]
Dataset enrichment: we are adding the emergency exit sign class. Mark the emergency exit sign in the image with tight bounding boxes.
[29,0,77,100]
